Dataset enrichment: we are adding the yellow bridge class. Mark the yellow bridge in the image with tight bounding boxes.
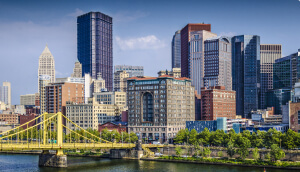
[0,112,162,167]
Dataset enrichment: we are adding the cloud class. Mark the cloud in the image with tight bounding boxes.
[67,8,84,17]
[218,32,237,37]
[116,35,166,50]
[113,11,149,22]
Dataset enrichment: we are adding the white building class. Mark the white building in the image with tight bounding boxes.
[38,45,55,91]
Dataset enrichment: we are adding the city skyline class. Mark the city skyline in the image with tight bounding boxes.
[0,0,300,104]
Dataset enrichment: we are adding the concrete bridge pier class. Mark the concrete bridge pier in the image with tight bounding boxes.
[38,150,67,168]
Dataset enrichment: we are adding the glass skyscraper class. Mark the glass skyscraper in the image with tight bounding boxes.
[232,35,260,117]
[171,30,181,68]
[77,12,113,91]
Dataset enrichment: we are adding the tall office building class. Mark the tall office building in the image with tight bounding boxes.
[0,82,11,108]
[204,36,232,90]
[172,30,181,68]
[114,65,144,77]
[260,44,282,109]
[127,75,195,143]
[39,75,51,114]
[273,52,299,90]
[38,45,55,91]
[232,35,260,117]
[71,61,82,78]
[20,94,36,106]
[77,12,113,91]
[114,70,129,92]
[180,23,211,78]
[189,30,217,93]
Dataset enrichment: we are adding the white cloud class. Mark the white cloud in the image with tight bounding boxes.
[113,11,149,22]
[116,35,166,50]
[68,8,84,17]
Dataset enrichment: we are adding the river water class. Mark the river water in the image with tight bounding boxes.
[0,154,296,172]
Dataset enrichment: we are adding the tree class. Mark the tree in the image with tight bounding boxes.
[203,147,211,158]
[227,141,235,158]
[251,130,265,148]
[217,151,223,157]
[235,135,251,160]
[282,129,297,149]
[175,146,183,156]
[157,148,160,153]
[265,128,282,148]
[174,129,189,144]
[252,147,259,161]
[270,144,285,161]
[209,130,225,147]
[198,128,210,146]
[188,129,198,145]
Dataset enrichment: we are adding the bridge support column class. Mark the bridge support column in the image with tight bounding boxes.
[38,150,67,168]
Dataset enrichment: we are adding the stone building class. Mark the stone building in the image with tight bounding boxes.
[114,71,129,92]
[127,75,195,143]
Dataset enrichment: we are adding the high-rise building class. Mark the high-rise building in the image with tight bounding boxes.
[20,94,36,105]
[189,30,217,93]
[260,45,282,109]
[180,23,211,78]
[232,35,260,117]
[204,36,232,90]
[0,82,11,108]
[114,71,129,92]
[201,86,236,120]
[114,65,144,77]
[38,45,55,91]
[77,12,113,91]
[45,82,84,115]
[127,75,195,143]
[71,61,82,78]
[273,52,299,90]
[172,30,181,68]
[39,75,51,115]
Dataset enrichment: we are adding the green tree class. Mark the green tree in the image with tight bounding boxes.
[203,147,211,158]
[251,130,265,148]
[252,147,259,161]
[188,129,198,145]
[270,144,285,161]
[235,135,251,160]
[198,128,210,146]
[282,129,297,149]
[175,146,183,156]
[174,129,189,144]
[265,128,282,148]
[264,152,270,161]
[227,141,235,158]
[209,130,225,147]
[217,151,223,157]
[157,148,160,153]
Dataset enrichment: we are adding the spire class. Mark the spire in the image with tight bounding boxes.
[41,44,52,55]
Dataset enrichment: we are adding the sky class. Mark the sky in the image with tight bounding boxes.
[0,0,299,105]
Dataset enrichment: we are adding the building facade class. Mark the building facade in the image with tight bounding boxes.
[0,82,11,108]
[39,75,51,115]
[98,122,127,133]
[77,12,113,91]
[157,68,181,78]
[20,93,37,106]
[71,61,82,78]
[0,114,18,124]
[204,36,232,90]
[114,70,129,92]
[172,30,181,68]
[201,86,236,120]
[231,35,260,117]
[260,44,282,109]
[127,75,195,143]
[38,45,55,91]
[180,23,211,78]
[189,30,217,93]
[266,89,291,114]
[45,82,84,115]
[114,65,144,77]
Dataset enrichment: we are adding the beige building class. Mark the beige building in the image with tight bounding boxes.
[92,73,106,93]
[38,45,55,91]
[20,93,37,105]
[66,97,127,130]
[158,68,181,78]
[93,91,127,108]
[71,61,82,78]
[127,75,195,143]
[39,75,51,114]
[114,71,129,92]
[0,81,11,108]
[0,101,7,110]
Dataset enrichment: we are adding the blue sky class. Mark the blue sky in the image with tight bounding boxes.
[0,0,299,105]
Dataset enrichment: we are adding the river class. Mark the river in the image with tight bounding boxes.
[0,154,297,172]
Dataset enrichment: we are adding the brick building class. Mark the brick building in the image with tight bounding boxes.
[19,114,37,129]
[201,86,236,120]
[98,122,127,133]
[0,114,18,124]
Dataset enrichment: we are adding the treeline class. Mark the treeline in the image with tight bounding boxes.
[174,128,300,150]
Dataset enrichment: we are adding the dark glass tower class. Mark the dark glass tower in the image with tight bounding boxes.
[77,12,113,91]
[232,35,260,118]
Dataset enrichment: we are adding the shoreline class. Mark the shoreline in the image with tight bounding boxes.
[140,158,300,170]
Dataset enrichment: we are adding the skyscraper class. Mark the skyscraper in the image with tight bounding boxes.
[260,44,281,109]
[204,36,232,90]
[77,12,113,91]
[0,81,11,107]
[38,45,55,91]
[180,23,211,78]
[172,30,181,68]
[39,75,51,115]
[71,61,82,78]
[189,30,217,93]
[232,35,260,117]
[114,65,144,77]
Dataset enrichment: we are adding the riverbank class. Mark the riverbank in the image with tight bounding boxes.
[140,157,300,171]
